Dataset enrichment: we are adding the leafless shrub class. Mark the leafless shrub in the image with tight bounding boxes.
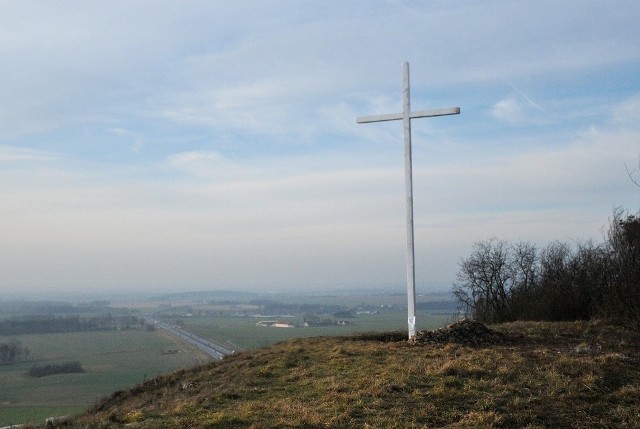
[454,208,640,326]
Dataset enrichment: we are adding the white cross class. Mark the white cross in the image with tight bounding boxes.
[357,62,460,340]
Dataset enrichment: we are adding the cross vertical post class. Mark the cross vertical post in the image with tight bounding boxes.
[402,62,417,340]
[357,62,460,340]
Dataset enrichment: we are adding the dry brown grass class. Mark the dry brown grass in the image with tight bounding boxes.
[62,320,639,428]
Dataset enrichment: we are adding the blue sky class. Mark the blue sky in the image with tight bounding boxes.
[1,1,639,296]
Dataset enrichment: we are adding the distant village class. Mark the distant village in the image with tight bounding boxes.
[255,318,354,329]
[238,301,389,328]
[161,299,395,329]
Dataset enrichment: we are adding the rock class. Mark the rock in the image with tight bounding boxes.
[45,415,70,428]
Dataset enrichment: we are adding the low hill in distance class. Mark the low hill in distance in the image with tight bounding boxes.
[47,320,639,428]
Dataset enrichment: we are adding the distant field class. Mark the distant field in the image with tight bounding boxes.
[0,329,210,427]
[175,310,455,350]
[0,406,85,428]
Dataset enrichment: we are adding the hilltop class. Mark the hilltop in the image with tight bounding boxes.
[43,320,639,428]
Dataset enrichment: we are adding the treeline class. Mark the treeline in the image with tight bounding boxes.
[454,209,640,326]
[0,300,111,317]
[0,339,29,365]
[28,361,84,377]
[0,315,147,335]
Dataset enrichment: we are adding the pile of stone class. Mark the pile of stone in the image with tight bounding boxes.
[414,319,507,346]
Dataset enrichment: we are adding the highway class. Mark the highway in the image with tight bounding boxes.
[145,316,235,360]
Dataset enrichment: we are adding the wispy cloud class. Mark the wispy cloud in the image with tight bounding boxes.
[490,98,524,124]
[0,145,53,163]
[611,94,640,128]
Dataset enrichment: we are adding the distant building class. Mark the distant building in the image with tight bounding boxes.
[273,322,295,328]
[256,320,295,328]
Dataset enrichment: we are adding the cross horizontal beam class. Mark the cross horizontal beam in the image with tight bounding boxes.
[356,107,460,124]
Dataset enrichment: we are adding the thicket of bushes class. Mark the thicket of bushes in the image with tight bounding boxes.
[0,339,29,365]
[454,208,640,326]
[28,361,85,377]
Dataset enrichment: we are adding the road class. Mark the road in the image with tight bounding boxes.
[145,316,235,360]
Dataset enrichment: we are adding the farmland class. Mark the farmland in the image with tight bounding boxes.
[169,310,455,350]
[0,329,209,427]
[144,290,457,349]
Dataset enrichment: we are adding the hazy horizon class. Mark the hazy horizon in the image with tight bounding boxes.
[0,285,456,303]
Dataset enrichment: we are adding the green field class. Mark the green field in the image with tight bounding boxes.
[174,310,455,350]
[0,329,209,426]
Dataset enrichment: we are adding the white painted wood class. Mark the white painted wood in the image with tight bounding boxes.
[410,107,460,118]
[356,61,460,340]
[356,107,459,123]
[402,62,417,340]
[357,112,403,123]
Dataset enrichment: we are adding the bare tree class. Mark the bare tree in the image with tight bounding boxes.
[509,242,538,318]
[605,208,640,326]
[453,238,516,323]
[626,154,640,187]
[454,209,640,325]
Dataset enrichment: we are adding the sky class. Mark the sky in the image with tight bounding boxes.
[1,1,639,298]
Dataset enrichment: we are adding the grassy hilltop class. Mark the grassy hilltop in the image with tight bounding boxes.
[45,320,639,429]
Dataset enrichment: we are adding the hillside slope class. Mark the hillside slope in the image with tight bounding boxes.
[61,321,639,428]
